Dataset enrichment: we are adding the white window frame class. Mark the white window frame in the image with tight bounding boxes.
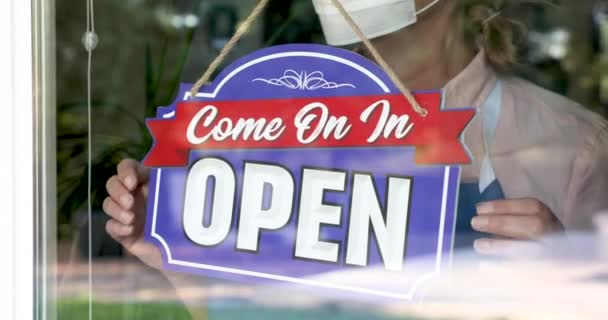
[0,0,56,319]
[0,0,35,318]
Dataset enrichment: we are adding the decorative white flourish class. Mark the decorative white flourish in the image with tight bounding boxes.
[253,69,355,90]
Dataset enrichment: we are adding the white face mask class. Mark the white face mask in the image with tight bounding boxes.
[312,0,441,46]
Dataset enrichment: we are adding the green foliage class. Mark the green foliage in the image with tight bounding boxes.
[58,300,193,320]
[57,299,426,320]
[54,0,319,234]
[56,1,197,233]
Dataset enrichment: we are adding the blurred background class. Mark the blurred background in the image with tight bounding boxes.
[54,0,608,319]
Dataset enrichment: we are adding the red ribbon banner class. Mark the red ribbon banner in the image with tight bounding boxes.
[143,92,475,167]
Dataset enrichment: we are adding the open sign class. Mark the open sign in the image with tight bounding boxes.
[183,157,413,271]
[144,44,474,300]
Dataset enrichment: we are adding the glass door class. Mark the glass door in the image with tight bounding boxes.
[19,0,608,319]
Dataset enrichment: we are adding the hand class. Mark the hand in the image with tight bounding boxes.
[471,198,563,256]
[103,159,162,269]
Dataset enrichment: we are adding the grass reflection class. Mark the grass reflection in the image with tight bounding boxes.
[57,299,432,320]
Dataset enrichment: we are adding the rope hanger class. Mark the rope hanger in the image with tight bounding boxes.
[189,0,428,117]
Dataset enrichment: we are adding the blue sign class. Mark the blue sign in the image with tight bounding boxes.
[144,44,474,300]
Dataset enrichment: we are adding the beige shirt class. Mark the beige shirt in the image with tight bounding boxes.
[443,52,608,230]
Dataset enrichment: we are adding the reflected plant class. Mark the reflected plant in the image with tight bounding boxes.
[56,3,196,239]
[56,0,324,240]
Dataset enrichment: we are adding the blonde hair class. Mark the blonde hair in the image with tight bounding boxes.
[455,0,529,72]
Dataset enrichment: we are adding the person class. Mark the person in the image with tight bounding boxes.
[103,0,608,268]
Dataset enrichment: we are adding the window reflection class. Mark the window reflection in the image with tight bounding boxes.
[53,0,608,319]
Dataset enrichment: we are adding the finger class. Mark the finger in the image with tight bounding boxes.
[117,159,149,191]
[124,241,163,270]
[471,214,546,239]
[105,219,135,239]
[140,183,149,199]
[102,197,135,225]
[476,198,544,216]
[105,176,134,210]
[474,238,543,257]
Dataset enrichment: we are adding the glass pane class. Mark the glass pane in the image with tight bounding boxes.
[45,1,608,319]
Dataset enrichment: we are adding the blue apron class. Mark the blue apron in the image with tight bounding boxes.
[454,81,505,249]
